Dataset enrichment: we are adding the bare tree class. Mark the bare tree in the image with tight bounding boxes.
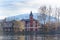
[38,6,47,25]
[55,8,60,24]
[38,5,48,40]
[55,8,58,22]
[57,8,60,23]
[53,7,60,34]
[48,6,52,23]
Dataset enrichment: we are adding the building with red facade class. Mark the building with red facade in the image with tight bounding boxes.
[21,11,40,32]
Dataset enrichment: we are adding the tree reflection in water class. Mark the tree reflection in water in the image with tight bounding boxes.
[2,34,60,40]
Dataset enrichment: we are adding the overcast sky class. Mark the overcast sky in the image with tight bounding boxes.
[0,0,60,19]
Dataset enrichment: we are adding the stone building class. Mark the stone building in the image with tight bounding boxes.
[21,11,40,32]
[13,20,25,33]
[2,20,15,35]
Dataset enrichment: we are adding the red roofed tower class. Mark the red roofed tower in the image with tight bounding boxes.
[30,11,33,31]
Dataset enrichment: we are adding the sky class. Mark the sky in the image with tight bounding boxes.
[0,0,60,19]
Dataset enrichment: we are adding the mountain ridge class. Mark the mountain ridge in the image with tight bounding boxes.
[5,13,57,24]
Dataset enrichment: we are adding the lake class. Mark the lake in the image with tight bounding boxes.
[1,34,60,40]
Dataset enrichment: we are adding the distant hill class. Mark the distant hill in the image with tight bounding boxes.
[5,13,57,23]
[6,13,38,21]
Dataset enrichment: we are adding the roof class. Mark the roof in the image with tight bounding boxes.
[21,19,37,21]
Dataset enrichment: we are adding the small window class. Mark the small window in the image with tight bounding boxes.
[35,29,37,31]
[5,29,7,31]
[8,28,10,32]
[30,28,33,31]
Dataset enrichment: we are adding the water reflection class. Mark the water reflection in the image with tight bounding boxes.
[2,34,60,40]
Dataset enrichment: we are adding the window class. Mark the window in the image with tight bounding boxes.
[8,28,10,32]
[30,28,33,31]
[5,29,7,32]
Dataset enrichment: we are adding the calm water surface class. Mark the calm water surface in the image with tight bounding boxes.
[1,34,60,40]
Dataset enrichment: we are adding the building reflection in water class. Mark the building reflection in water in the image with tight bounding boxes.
[1,11,60,40]
[2,34,60,40]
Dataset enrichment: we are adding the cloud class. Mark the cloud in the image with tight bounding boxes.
[17,8,38,14]
[0,16,6,19]
[0,0,60,19]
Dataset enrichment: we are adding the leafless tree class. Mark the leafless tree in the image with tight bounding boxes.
[55,8,60,24]
[38,6,47,25]
[38,6,48,40]
[48,6,52,23]
[54,8,60,32]
[57,8,60,23]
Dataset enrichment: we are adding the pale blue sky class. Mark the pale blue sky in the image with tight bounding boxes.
[0,0,60,19]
